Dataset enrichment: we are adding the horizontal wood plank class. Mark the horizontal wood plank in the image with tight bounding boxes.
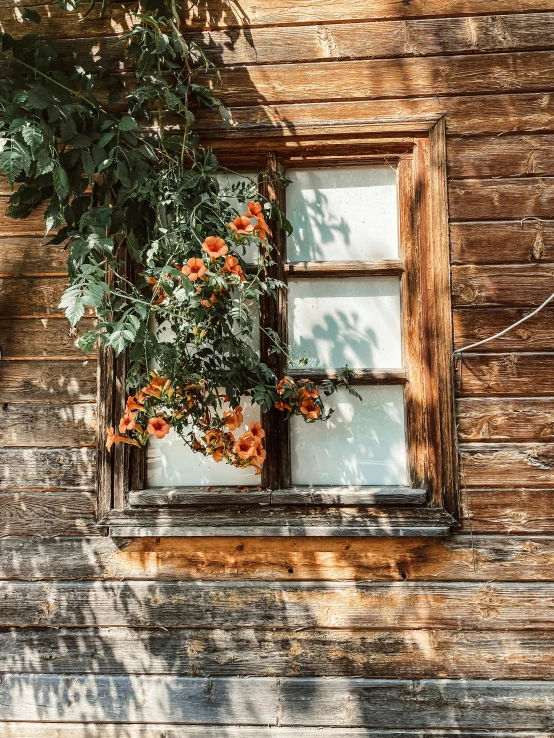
[455,353,554,396]
[450,221,554,264]
[0,403,95,447]
[0,201,48,236]
[0,447,95,489]
[3,533,554,582]
[461,443,554,486]
[191,13,554,67]
[6,580,554,629]
[0,318,95,360]
[0,360,96,402]
[0,276,68,317]
[454,308,554,351]
[466,488,554,533]
[209,51,554,108]
[449,177,554,221]
[51,13,554,70]
[452,265,554,306]
[457,397,554,441]
[4,625,554,679]
[0,238,67,275]
[0,727,539,738]
[0,491,97,535]
[0,674,552,727]
[205,92,554,137]
[448,133,554,179]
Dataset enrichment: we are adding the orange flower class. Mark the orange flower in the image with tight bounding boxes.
[250,421,265,440]
[200,299,212,308]
[274,401,291,412]
[246,201,263,217]
[277,376,295,395]
[147,276,167,305]
[126,394,143,412]
[300,398,321,420]
[202,236,229,259]
[212,446,225,463]
[140,376,170,401]
[221,255,245,282]
[106,426,140,451]
[182,257,207,282]
[298,386,319,402]
[119,410,136,434]
[254,214,270,239]
[228,215,255,236]
[147,416,171,439]
[234,432,258,460]
[224,406,244,432]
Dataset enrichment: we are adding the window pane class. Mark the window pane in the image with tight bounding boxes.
[290,386,408,486]
[287,277,402,369]
[147,398,261,487]
[286,166,399,262]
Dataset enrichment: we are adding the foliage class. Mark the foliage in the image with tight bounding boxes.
[0,0,357,474]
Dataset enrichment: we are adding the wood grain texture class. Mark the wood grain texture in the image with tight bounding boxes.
[0,201,48,236]
[4,625,554,679]
[203,92,554,137]
[52,13,554,70]
[466,488,554,534]
[0,447,95,489]
[452,265,554,306]
[448,134,554,179]
[0,318,95,359]
[0,238,67,275]
[449,177,554,220]
[0,533,552,581]
[0,276,68,317]
[455,353,554,396]
[461,443,554,486]
[3,534,554,582]
[450,221,554,264]
[1,728,540,738]
[0,402,95,446]
[6,580,554,629]
[0,491,97,535]
[0,728,546,738]
[454,308,554,351]
[208,52,554,108]
[0,360,96,402]
[0,675,552,727]
[457,398,554,441]
[3,1,553,33]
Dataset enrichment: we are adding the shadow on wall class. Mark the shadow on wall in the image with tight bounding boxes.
[0,0,527,733]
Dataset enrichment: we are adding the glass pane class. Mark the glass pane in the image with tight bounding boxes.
[290,386,408,486]
[286,165,399,262]
[216,171,258,263]
[287,277,402,369]
[147,397,262,487]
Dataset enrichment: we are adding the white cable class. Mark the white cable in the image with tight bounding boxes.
[454,290,554,354]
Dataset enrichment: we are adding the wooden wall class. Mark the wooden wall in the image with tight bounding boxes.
[2,1,554,734]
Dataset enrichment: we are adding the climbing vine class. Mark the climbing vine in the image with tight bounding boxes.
[0,1,358,474]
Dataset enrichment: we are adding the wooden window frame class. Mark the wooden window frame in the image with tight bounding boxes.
[98,115,459,538]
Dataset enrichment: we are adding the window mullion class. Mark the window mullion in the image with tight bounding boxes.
[259,152,290,489]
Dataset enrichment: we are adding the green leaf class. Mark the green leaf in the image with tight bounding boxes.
[58,285,86,326]
[35,155,54,175]
[77,329,99,353]
[81,150,94,178]
[59,118,77,143]
[119,115,138,132]
[98,131,115,147]
[22,9,41,23]
[0,151,23,187]
[21,125,43,151]
[53,166,70,201]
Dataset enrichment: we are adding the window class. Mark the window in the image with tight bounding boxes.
[100,116,459,537]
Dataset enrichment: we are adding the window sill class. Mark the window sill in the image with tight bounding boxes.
[106,501,457,538]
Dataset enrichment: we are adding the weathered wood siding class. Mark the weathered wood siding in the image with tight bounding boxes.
[2,2,554,734]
